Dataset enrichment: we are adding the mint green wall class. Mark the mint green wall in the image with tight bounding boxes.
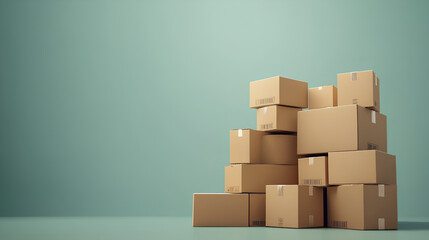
[0,0,428,217]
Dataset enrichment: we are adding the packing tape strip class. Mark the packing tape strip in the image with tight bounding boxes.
[263,107,268,115]
[309,186,313,196]
[309,215,314,226]
[238,129,243,137]
[374,75,378,86]
[309,157,314,166]
[378,184,385,197]
[277,185,283,196]
[351,72,357,81]
[371,111,376,124]
[378,218,385,230]
[318,87,322,90]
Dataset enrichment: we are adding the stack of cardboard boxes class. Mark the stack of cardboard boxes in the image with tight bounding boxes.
[193,71,397,230]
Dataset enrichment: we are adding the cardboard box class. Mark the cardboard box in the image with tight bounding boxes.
[297,104,387,155]
[338,70,380,112]
[230,129,267,164]
[309,85,337,109]
[327,184,398,230]
[249,76,308,108]
[266,185,324,228]
[249,193,266,227]
[192,193,248,227]
[298,156,328,186]
[261,134,297,164]
[225,164,297,193]
[257,105,300,132]
[328,150,396,185]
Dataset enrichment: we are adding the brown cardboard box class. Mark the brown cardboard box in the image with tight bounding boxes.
[338,70,380,112]
[192,193,249,227]
[328,150,396,185]
[261,134,297,164]
[297,104,387,155]
[257,105,300,132]
[266,185,324,228]
[298,156,328,186]
[309,85,337,109]
[225,164,297,193]
[249,193,266,227]
[249,76,308,108]
[230,129,267,164]
[327,184,398,230]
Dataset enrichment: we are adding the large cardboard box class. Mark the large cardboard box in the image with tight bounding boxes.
[249,76,308,108]
[309,85,337,109]
[297,104,387,155]
[257,105,300,132]
[192,193,248,227]
[249,193,266,227]
[298,156,328,186]
[328,150,396,185]
[230,129,267,164]
[261,134,297,165]
[225,164,297,193]
[338,70,380,112]
[266,185,324,228]
[327,184,398,230]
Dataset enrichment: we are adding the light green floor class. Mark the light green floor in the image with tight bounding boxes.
[0,217,428,240]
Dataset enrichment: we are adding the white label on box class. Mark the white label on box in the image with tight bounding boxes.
[263,107,267,115]
[309,215,314,226]
[318,87,322,90]
[378,184,385,197]
[309,157,314,166]
[309,186,313,196]
[277,185,283,196]
[371,111,376,124]
[378,218,385,230]
[238,129,243,137]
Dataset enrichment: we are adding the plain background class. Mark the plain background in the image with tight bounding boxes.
[0,0,428,219]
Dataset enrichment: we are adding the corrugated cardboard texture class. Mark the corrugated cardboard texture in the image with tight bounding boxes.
[298,156,329,186]
[225,164,297,193]
[257,105,300,132]
[328,150,396,185]
[327,185,397,230]
[266,185,324,228]
[249,76,308,108]
[309,85,338,109]
[297,104,387,155]
[338,70,380,112]
[249,193,266,227]
[230,129,267,164]
[193,193,249,227]
[261,134,298,164]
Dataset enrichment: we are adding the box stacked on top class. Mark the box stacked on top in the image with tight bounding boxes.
[193,71,397,230]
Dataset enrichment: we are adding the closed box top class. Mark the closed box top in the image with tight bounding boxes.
[193,193,249,227]
[309,85,338,109]
[337,70,380,112]
[250,76,308,108]
[297,104,387,155]
[328,150,396,185]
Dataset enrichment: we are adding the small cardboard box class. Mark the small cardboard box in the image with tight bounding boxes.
[249,193,266,227]
[327,184,398,230]
[225,164,297,193]
[249,76,308,108]
[297,104,387,155]
[266,185,324,228]
[261,134,297,165]
[309,85,337,109]
[230,129,267,164]
[298,156,328,186]
[257,105,300,132]
[328,150,396,185]
[338,70,380,112]
[192,193,249,227]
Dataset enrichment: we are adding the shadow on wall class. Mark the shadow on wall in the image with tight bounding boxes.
[399,221,429,231]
